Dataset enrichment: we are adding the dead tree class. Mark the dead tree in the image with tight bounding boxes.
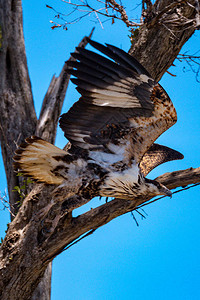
[0,0,200,299]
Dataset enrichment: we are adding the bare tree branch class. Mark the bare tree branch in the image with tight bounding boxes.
[105,0,134,27]
[47,0,141,30]
[36,27,94,143]
[44,167,200,262]
[138,182,200,210]
[155,167,200,189]
[0,191,15,218]
[177,52,200,82]
[0,167,200,300]
[47,0,200,81]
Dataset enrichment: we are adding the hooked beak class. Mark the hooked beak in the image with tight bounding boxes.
[160,186,172,198]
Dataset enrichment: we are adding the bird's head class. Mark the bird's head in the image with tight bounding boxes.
[144,178,172,198]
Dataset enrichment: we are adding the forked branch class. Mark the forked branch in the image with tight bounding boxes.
[42,166,200,262]
[47,0,141,30]
[177,52,200,82]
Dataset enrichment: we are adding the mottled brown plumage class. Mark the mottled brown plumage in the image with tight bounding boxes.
[140,144,184,176]
[13,39,183,200]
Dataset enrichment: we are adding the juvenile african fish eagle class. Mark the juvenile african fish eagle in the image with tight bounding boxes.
[14,39,183,201]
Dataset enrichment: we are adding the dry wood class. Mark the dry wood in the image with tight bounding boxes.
[130,0,199,81]
[36,28,94,143]
[0,0,37,214]
[0,0,92,298]
[0,167,200,300]
[156,167,200,189]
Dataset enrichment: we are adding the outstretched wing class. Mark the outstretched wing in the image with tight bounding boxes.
[140,144,184,176]
[60,39,177,164]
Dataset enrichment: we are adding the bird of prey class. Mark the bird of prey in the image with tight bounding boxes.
[14,39,183,201]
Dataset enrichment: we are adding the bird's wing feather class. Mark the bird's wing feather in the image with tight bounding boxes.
[60,39,177,164]
[140,144,184,176]
[13,136,71,184]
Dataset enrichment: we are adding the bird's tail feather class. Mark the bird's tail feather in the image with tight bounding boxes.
[13,136,68,184]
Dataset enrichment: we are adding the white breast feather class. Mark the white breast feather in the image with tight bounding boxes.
[89,142,126,167]
[106,163,139,185]
[100,162,140,198]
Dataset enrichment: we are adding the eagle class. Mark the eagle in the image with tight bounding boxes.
[14,39,183,201]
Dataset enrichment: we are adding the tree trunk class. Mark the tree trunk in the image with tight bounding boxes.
[0,0,199,299]
[31,264,52,300]
[0,1,53,298]
[130,0,198,81]
[0,0,37,215]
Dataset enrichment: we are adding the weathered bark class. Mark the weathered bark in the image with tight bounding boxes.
[0,0,37,214]
[155,167,200,189]
[130,0,199,81]
[31,264,52,300]
[0,167,200,300]
[0,1,53,298]
[0,0,92,299]
[0,0,199,299]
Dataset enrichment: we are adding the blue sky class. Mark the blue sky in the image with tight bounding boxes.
[0,1,200,299]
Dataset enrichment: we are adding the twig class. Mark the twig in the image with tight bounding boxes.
[137,182,200,210]
[94,11,104,28]
[105,0,135,27]
[177,52,200,82]
[135,209,147,219]
[47,1,141,29]
[0,191,16,218]
[131,211,139,226]
[36,28,94,141]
